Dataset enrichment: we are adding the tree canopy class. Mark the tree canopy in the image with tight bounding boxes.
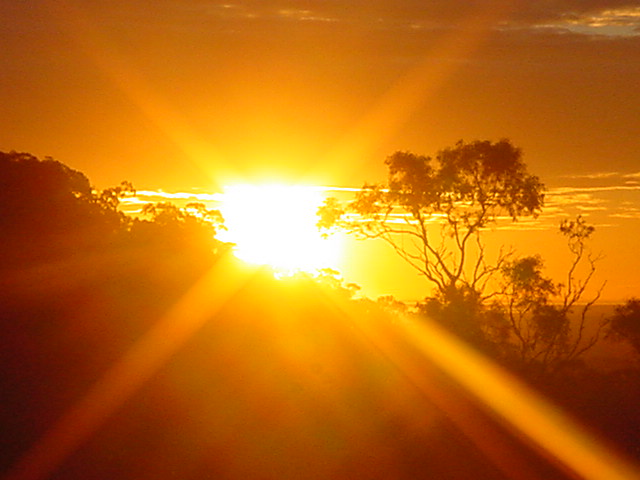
[0,151,120,235]
[0,151,226,268]
[319,140,609,376]
[319,139,545,298]
[608,298,640,357]
[495,218,605,377]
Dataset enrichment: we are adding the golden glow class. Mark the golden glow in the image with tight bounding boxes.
[393,316,640,480]
[218,184,343,273]
[3,255,255,480]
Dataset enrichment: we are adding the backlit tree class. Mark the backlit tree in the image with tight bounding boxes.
[318,139,545,299]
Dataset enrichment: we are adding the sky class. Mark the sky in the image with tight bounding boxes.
[1,0,640,301]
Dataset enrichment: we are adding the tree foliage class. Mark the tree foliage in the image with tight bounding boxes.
[319,139,544,297]
[608,298,640,357]
[0,151,226,267]
[493,216,606,376]
[0,151,126,236]
[319,141,609,376]
[131,201,228,256]
[419,284,508,349]
[0,152,135,266]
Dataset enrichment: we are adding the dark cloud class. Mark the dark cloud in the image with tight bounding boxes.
[510,0,639,22]
[178,1,640,30]
[44,0,638,39]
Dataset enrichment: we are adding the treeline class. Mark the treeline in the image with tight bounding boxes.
[1,151,521,480]
[0,151,234,478]
[1,150,639,479]
[319,139,640,462]
[0,151,229,270]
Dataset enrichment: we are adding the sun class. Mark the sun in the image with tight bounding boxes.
[217,184,343,274]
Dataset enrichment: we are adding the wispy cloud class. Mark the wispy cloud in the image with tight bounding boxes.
[182,2,342,24]
[549,185,640,194]
[545,190,606,211]
[276,8,340,23]
[134,190,223,202]
[541,175,640,226]
[71,1,640,40]
[560,172,640,188]
[569,6,640,29]
[610,202,640,219]
[561,172,622,180]
[119,190,224,215]
[611,212,640,219]
[125,172,640,233]
[522,5,640,37]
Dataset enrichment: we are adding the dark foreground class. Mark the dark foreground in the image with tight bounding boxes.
[4,249,635,480]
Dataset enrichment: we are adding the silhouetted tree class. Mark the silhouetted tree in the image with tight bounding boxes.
[494,216,606,376]
[0,151,135,266]
[129,201,227,257]
[319,143,611,369]
[608,298,640,358]
[318,139,544,299]
[1,151,90,233]
[139,202,223,232]
[419,284,509,349]
[0,151,232,476]
[0,151,229,268]
[376,295,409,316]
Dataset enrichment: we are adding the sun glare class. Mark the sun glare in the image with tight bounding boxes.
[218,184,343,274]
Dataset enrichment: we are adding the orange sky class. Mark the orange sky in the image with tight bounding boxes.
[1,0,640,302]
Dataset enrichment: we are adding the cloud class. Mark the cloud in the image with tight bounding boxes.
[576,205,609,212]
[198,1,640,33]
[610,202,640,219]
[560,172,640,189]
[578,6,640,27]
[276,8,340,23]
[532,6,640,36]
[543,177,640,224]
[135,190,223,202]
[125,177,640,236]
[192,2,341,23]
[504,2,640,23]
[544,185,640,216]
[494,222,552,232]
[117,189,224,215]
[561,172,623,180]
[611,207,640,219]
[61,1,640,41]
[549,185,640,194]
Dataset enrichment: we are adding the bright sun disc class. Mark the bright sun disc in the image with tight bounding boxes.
[217,184,342,273]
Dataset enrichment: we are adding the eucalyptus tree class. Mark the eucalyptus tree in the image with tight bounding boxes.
[497,216,606,376]
[318,139,545,300]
